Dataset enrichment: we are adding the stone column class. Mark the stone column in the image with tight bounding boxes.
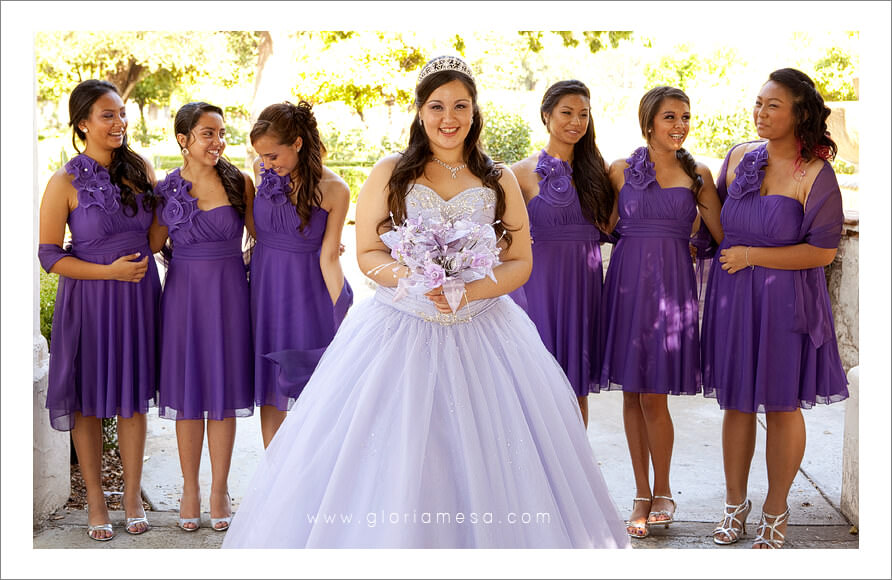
[33,119,69,525]
[840,365,859,528]
[827,212,859,372]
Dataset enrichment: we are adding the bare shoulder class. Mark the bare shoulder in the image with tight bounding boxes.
[694,160,716,181]
[510,154,538,177]
[46,167,76,193]
[240,169,255,190]
[320,166,351,205]
[496,162,520,186]
[608,157,629,177]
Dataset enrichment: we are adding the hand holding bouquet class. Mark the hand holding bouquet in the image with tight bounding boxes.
[380,214,503,313]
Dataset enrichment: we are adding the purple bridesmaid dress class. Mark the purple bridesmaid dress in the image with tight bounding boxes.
[250,169,352,410]
[701,143,848,412]
[599,147,701,395]
[38,154,161,430]
[513,150,605,396]
[155,169,254,420]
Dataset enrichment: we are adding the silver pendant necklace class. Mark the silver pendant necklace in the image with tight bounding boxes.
[433,157,467,179]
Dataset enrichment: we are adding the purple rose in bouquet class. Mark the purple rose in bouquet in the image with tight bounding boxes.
[380,214,503,312]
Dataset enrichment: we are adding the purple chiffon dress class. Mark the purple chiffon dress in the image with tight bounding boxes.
[250,169,352,411]
[512,150,605,396]
[599,147,701,395]
[701,143,848,412]
[155,169,254,420]
[38,154,161,431]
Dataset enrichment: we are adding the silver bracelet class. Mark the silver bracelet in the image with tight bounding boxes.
[745,246,755,270]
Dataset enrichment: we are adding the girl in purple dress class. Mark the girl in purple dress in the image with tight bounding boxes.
[600,87,723,539]
[509,80,614,428]
[38,80,161,541]
[222,56,629,548]
[703,69,848,549]
[247,101,353,448]
[154,102,255,532]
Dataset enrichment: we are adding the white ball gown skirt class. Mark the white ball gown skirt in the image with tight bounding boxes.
[223,288,630,548]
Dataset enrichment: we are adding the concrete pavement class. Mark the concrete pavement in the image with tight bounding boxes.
[32,378,857,550]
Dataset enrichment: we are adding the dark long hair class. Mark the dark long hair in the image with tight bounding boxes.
[381,64,512,248]
[639,86,702,203]
[68,79,155,215]
[767,68,838,163]
[250,101,326,231]
[174,102,246,216]
[540,80,612,228]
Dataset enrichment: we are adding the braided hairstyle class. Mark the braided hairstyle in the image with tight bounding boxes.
[68,79,155,216]
[250,101,326,231]
[767,68,838,164]
[638,86,702,204]
[381,61,513,249]
[173,102,246,216]
[540,80,613,228]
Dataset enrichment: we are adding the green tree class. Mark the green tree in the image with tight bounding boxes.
[813,47,857,101]
[519,31,633,53]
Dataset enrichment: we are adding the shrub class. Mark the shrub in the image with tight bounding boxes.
[692,109,759,159]
[39,270,59,347]
[481,108,532,165]
[330,164,373,204]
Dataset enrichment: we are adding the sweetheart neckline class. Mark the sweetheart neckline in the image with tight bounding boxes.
[410,183,492,203]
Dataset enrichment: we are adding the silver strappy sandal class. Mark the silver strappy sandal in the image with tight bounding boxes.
[713,498,752,545]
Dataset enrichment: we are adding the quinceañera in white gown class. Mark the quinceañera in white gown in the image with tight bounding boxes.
[222,184,630,548]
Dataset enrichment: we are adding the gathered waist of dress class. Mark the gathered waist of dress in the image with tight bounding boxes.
[722,233,801,248]
[530,223,601,242]
[173,238,243,260]
[615,218,691,240]
[71,230,149,258]
[374,286,502,326]
[255,228,321,253]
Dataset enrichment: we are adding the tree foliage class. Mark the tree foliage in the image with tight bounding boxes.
[518,31,633,53]
[813,47,857,101]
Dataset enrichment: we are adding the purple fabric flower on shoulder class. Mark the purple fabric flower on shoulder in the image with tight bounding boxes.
[534,150,575,206]
[157,170,199,232]
[66,154,121,214]
[624,147,656,190]
[727,144,768,200]
[255,168,291,206]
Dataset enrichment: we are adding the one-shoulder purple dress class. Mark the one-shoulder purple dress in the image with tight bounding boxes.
[599,147,701,395]
[512,151,605,396]
[701,143,848,412]
[38,154,161,431]
[155,169,254,420]
[250,169,352,410]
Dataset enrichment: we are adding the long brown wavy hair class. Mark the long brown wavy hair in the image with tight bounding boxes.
[540,80,613,228]
[250,101,327,231]
[639,86,702,204]
[379,64,513,248]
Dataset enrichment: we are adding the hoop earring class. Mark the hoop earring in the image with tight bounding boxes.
[181,148,189,156]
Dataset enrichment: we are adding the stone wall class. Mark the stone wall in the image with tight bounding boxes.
[826,212,859,372]
[33,332,70,527]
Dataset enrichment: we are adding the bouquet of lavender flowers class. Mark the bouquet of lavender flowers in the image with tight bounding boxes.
[379,214,503,312]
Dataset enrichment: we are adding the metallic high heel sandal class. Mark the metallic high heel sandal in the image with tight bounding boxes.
[626,497,652,539]
[647,495,677,528]
[125,512,150,535]
[713,498,752,545]
[210,494,233,532]
[178,516,201,532]
[85,504,115,542]
[752,506,790,549]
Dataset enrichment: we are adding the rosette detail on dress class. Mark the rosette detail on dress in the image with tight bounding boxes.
[727,144,768,200]
[65,155,121,214]
[156,169,199,233]
[255,167,291,206]
[623,147,657,190]
[534,150,575,207]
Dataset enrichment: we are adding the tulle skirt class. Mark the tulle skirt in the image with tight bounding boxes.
[223,288,630,548]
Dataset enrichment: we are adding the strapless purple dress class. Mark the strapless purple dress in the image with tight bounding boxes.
[38,154,161,431]
[599,147,701,395]
[250,169,352,410]
[155,169,254,420]
[701,143,848,412]
[512,150,605,396]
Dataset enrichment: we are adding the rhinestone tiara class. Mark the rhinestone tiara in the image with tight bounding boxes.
[417,55,474,83]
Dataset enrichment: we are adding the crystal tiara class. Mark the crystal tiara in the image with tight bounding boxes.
[417,55,475,83]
